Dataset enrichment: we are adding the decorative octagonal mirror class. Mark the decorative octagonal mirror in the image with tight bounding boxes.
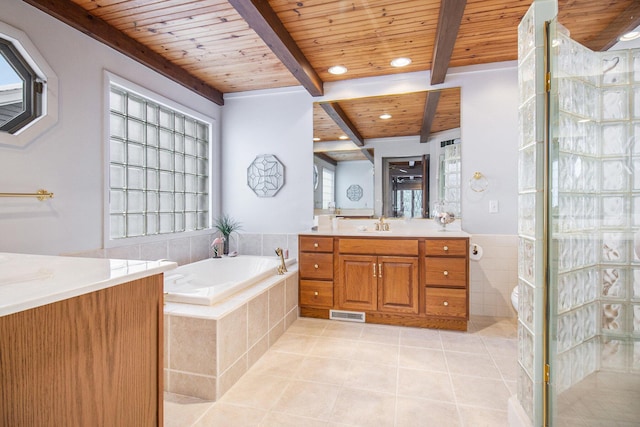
[247,154,285,197]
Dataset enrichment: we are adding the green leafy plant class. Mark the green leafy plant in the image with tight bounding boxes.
[213,214,242,238]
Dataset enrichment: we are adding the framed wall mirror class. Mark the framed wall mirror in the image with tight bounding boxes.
[313,87,461,219]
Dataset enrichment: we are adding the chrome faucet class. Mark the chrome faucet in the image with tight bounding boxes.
[275,247,287,275]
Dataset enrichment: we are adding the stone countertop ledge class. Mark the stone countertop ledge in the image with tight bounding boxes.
[0,252,177,317]
[303,217,470,238]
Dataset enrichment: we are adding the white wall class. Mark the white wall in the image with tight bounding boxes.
[453,65,519,235]
[223,63,520,236]
[335,160,374,210]
[0,0,221,255]
[222,88,313,233]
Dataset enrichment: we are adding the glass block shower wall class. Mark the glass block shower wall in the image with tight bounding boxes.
[549,23,640,424]
[518,1,640,424]
[516,1,555,423]
[549,22,601,397]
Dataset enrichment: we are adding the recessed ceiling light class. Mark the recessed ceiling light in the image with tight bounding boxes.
[390,57,412,67]
[379,113,392,120]
[328,65,348,75]
[338,135,349,140]
[620,31,640,42]
[313,137,321,141]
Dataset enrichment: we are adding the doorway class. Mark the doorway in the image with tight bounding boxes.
[382,156,429,218]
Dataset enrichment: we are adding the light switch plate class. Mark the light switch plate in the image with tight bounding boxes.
[489,200,499,213]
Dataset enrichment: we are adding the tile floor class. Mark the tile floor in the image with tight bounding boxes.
[165,315,517,427]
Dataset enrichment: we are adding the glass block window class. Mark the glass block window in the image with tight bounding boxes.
[322,168,335,210]
[109,84,210,239]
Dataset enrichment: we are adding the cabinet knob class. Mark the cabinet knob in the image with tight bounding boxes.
[443,270,449,276]
[314,291,319,296]
[314,242,319,248]
[443,301,449,306]
[314,264,319,269]
[443,245,449,251]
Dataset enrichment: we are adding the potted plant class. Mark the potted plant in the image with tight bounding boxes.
[213,214,242,255]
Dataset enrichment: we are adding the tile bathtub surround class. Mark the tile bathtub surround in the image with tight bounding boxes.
[165,315,518,427]
[469,234,519,318]
[230,232,299,260]
[64,231,219,265]
[164,270,299,401]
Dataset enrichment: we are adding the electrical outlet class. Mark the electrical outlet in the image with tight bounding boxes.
[489,200,499,213]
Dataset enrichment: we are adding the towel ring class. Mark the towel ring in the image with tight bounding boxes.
[469,172,488,192]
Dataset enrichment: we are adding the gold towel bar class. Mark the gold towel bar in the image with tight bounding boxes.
[0,189,54,201]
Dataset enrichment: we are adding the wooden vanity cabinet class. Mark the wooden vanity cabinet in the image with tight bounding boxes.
[299,236,334,309]
[298,234,469,331]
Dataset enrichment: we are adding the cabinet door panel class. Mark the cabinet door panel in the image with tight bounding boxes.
[338,255,377,311]
[378,256,419,314]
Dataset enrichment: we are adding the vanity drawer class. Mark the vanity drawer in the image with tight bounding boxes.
[299,253,334,280]
[425,257,467,287]
[425,288,467,319]
[300,280,334,308]
[338,238,419,256]
[424,239,467,257]
[299,236,334,253]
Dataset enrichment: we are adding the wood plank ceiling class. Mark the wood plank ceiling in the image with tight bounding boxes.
[22,0,640,161]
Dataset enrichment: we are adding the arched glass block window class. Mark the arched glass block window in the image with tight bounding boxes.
[0,21,57,147]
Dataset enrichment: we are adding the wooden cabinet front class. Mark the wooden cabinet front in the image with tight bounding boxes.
[0,275,163,426]
[338,254,419,315]
[299,236,335,310]
[298,234,469,331]
[424,238,469,322]
[300,280,334,308]
[377,256,419,314]
[299,252,334,280]
[424,257,467,287]
[337,254,378,311]
[300,236,334,253]
[425,239,467,257]
[425,288,467,318]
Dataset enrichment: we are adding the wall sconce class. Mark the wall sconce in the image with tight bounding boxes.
[469,171,488,192]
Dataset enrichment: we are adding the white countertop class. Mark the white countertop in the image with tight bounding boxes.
[0,252,177,317]
[302,218,470,238]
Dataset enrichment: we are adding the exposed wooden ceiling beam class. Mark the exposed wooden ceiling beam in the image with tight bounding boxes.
[314,152,337,166]
[420,90,441,143]
[360,148,374,163]
[22,0,224,106]
[430,0,467,85]
[319,102,364,146]
[583,2,640,51]
[228,0,323,97]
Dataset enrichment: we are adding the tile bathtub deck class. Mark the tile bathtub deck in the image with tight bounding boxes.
[164,316,518,427]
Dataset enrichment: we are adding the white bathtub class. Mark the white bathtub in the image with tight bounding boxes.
[164,255,296,305]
